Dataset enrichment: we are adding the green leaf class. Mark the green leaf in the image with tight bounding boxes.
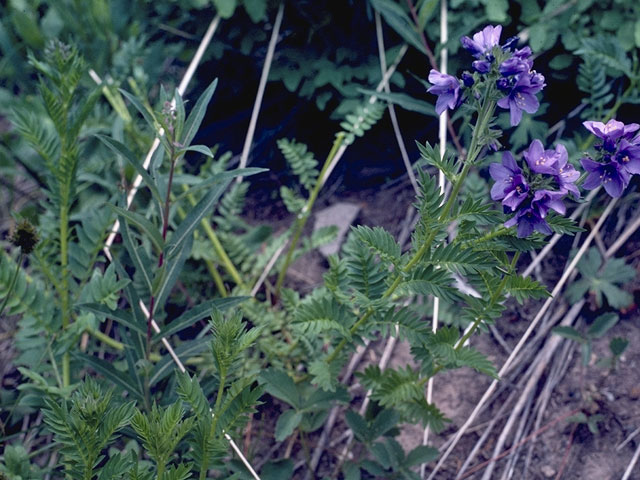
[119,89,158,134]
[111,206,163,253]
[342,462,362,480]
[213,0,237,18]
[345,410,370,443]
[635,19,640,48]
[529,24,547,51]
[405,445,439,467]
[353,225,401,266]
[587,312,619,339]
[552,326,586,343]
[309,358,340,392]
[149,337,210,385]
[153,234,192,315]
[180,79,218,147]
[260,369,301,409]
[166,168,263,258]
[77,303,146,335]
[96,135,163,206]
[118,216,154,293]
[505,275,550,304]
[359,89,436,117]
[244,0,267,22]
[484,0,508,22]
[275,409,302,441]
[177,144,214,157]
[261,460,294,480]
[369,0,426,55]
[154,297,249,341]
[609,337,629,356]
[76,353,144,402]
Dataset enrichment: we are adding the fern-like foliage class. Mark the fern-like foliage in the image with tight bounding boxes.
[339,100,385,146]
[277,138,319,193]
[130,402,195,478]
[416,140,458,183]
[42,377,136,480]
[576,55,614,119]
[357,365,448,432]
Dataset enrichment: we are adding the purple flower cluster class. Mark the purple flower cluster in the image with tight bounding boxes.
[427,25,545,126]
[496,46,545,126]
[580,119,640,197]
[490,140,579,238]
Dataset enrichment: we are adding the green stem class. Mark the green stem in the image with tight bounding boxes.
[176,202,228,297]
[60,206,71,387]
[275,133,345,295]
[89,328,124,351]
[0,252,22,318]
[184,185,244,289]
[324,98,496,368]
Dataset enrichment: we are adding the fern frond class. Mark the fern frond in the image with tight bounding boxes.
[292,296,353,338]
[277,138,319,192]
[396,265,458,303]
[505,274,550,304]
[12,109,60,168]
[353,225,402,267]
[426,242,488,275]
[339,100,385,146]
[416,140,458,183]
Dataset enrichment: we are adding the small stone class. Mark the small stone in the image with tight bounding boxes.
[313,202,361,257]
[630,386,640,399]
[541,465,556,477]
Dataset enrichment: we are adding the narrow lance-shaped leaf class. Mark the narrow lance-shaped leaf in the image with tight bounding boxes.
[165,168,265,258]
[111,205,164,253]
[96,134,164,206]
[180,79,218,147]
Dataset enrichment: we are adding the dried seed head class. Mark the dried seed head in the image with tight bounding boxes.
[10,219,39,255]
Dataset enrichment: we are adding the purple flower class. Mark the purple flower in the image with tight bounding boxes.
[427,69,461,115]
[497,72,545,126]
[583,119,638,141]
[504,203,552,238]
[581,158,629,198]
[490,152,529,211]
[461,25,503,58]
[616,139,640,175]
[523,139,558,174]
[532,189,566,217]
[472,60,491,73]
[554,145,580,198]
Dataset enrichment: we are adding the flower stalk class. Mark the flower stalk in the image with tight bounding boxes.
[275,133,345,296]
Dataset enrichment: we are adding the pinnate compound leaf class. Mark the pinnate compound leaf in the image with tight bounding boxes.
[505,275,550,304]
[353,225,401,266]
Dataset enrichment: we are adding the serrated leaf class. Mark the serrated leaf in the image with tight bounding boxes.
[552,326,586,343]
[353,225,401,266]
[259,369,301,409]
[587,312,619,339]
[275,409,302,441]
[405,445,439,467]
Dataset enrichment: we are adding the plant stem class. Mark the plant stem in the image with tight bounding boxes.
[176,202,228,297]
[275,133,345,296]
[60,206,71,387]
[324,98,496,368]
[183,185,244,289]
[0,252,22,318]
